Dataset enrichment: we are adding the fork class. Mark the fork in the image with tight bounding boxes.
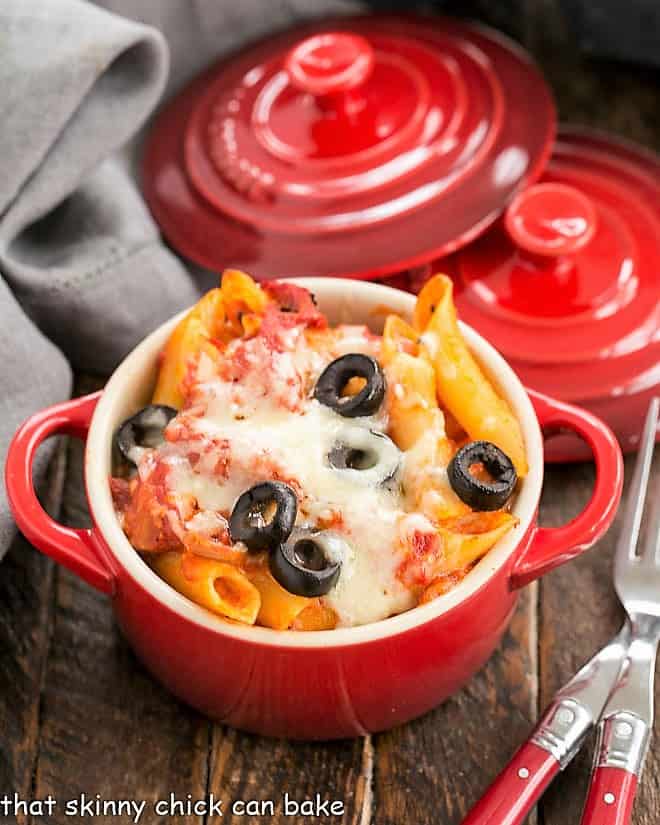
[580,397,660,825]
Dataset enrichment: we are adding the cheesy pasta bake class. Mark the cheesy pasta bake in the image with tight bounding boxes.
[110,271,527,630]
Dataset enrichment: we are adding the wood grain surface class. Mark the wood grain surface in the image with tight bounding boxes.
[1,3,659,824]
[0,445,64,825]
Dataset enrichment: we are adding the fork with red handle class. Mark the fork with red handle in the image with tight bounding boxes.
[462,397,659,825]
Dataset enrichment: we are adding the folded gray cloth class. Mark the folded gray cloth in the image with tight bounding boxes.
[0,0,362,560]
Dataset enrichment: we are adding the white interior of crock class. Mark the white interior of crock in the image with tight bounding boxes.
[86,278,544,648]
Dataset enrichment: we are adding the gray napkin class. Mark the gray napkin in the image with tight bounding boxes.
[0,0,361,560]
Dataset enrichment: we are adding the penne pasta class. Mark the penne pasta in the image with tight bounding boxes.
[420,570,467,604]
[381,315,420,363]
[220,268,269,330]
[152,288,225,409]
[246,566,311,631]
[384,350,442,451]
[402,431,471,522]
[151,551,261,624]
[414,274,528,477]
[291,601,338,631]
[438,511,518,571]
[152,271,269,409]
[182,531,247,566]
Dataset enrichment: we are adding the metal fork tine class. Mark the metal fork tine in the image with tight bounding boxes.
[639,397,660,565]
[650,495,660,563]
[616,397,659,565]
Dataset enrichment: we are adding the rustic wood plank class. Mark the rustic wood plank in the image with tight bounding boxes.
[206,726,367,824]
[0,444,65,825]
[370,587,538,825]
[539,456,660,825]
[29,377,210,825]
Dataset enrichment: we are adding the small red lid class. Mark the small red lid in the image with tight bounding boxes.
[143,14,555,280]
[449,127,660,457]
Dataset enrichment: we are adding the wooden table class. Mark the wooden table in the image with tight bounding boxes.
[2,6,659,823]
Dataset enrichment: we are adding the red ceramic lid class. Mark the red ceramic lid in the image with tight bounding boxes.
[447,127,660,458]
[143,14,555,280]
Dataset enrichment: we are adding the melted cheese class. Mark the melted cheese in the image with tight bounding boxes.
[163,399,418,626]
[140,323,440,627]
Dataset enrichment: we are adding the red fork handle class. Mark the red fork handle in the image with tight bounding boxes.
[4,392,115,595]
[580,767,638,825]
[462,741,560,825]
[511,390,624,588]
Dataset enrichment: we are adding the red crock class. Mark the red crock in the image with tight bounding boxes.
[439,127,660,461]
[143,15,555,280]
[5,280,622,739]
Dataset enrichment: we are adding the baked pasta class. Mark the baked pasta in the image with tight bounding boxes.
[110,271,527,630]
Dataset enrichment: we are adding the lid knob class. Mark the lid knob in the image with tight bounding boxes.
[505,183,598,258]
[285,32,375,97]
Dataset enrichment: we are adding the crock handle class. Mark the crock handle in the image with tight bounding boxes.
[4,392,115,595]
[510,390,623,589]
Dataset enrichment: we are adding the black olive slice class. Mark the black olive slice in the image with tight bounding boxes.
[229,482,297,552]
[270,530,346,597]
[115,404,177,465]
[327,426,401,488]
[447,441,517,511]
[314,354,385,418]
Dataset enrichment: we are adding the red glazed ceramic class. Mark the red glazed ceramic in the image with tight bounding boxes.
[5,280,622,739]
[425,127,660,461]
[143,15,555,280]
